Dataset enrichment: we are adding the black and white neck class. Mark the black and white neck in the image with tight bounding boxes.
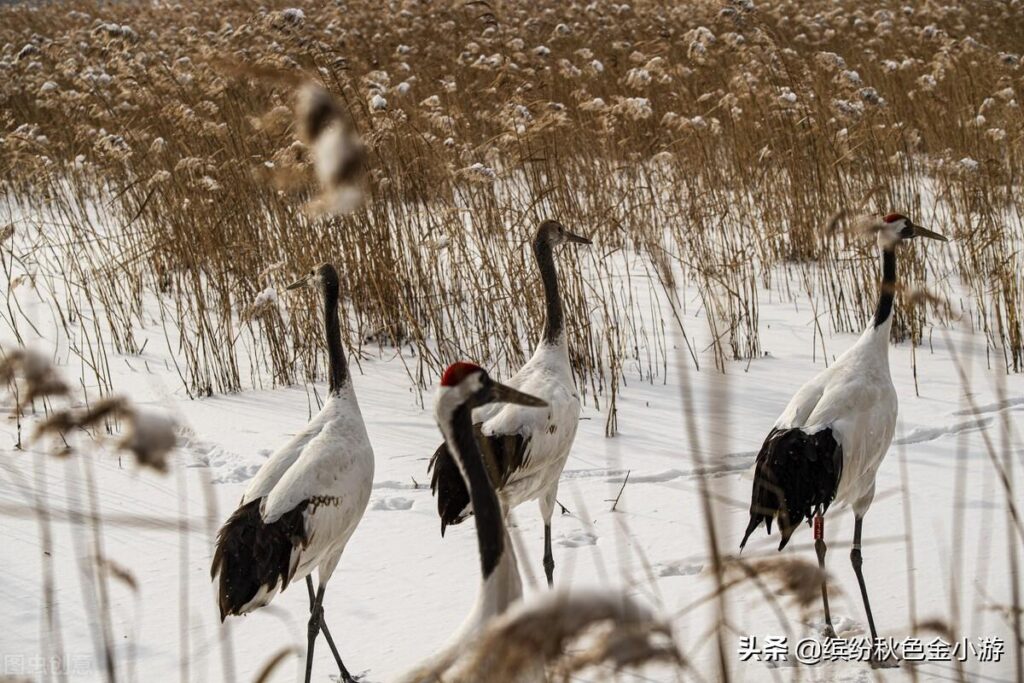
[533,233,565,347]
[871,243,898,331]
[321,265,349,396]
[444,400,522,623]
[867,212,948,334]
[442,400,507,579]
[433,365,529,622]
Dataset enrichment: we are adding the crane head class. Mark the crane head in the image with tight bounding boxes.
[285,262,339,292]
[879,213,948,246]
[536,219,592,248]
[435,362,547,424]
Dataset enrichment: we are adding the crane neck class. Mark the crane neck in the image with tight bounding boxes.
[323,274,348,396]
[533,237,566,348]
[447,403,509,582]
[871,245,897,330]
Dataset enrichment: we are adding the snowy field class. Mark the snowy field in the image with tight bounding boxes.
[2,0,1023,679]
[1,248,1021,683]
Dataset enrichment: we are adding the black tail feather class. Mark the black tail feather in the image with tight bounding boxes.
[428,442,471,534]
[740,514,763,550]
[742,427,842,551]
[211,498,308,621]
[429,430,531,535]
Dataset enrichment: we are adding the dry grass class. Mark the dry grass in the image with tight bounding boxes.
[398,588,681,683]
[1,344,177,470]
[0,0,1023,681]
[0,344,180,682]
[0,0,1021,416]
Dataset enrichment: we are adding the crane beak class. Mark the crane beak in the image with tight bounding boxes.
[912,224,948,242]
[488,381,548,408]
[565,231,592,246]
[285,275,310,291]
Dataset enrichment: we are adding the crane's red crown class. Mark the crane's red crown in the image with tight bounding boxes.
[441,362,484,387]
[883,213,907,223]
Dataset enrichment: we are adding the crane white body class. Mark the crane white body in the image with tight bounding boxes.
[478,339,580,516]
[429,221,590,587]
[774,316,897,516]
[742,214,947,661]
[434,526,525,664]
[212,262,373,683]
[237,384,374,611]
[410,364,664,683]
[402,363,548,683]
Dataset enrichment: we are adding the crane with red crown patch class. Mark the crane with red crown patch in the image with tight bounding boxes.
[741,212,947,668]
[428,220,591,587]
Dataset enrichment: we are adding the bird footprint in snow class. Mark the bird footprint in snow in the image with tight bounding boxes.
[371,496,414,511]
[557,530,597,547]
[656,561,703,577]
[810,615,863,639]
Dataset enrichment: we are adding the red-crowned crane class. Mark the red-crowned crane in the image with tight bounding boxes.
[211,263,373,683]
[402,363,674,683]
[403,361,547,682]
[435,362,548,627]
[740,214,947,665]
[429,220,590,587]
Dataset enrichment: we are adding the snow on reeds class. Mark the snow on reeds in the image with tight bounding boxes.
[2,346,177,470]
[0,0,1021,410]
[0,1,1022,679]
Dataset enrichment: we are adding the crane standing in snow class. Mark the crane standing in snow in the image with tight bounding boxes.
[429,220,590,586]
[740,214,947,663]
[404,363,673,683]
[401,361,548,682]
[212,263,373,683]
[435,362,548,629]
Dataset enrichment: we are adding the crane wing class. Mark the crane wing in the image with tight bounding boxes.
[775,373,829,429]
[428,360,577,534]
[428,441,471,533]
[741,427,843,551]
[211,497,307,620]
[241,407,333,505]
[428,427,531,535]
[261,416,373,521]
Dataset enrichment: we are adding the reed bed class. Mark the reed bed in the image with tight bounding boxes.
[2,2,1024,679]
[0,2,1022,678]
[0,0,1021,412]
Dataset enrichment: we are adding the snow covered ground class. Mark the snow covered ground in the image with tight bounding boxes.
[1,252,1022,682]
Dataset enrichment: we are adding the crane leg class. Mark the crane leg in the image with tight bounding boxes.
[813,514,837,639]
[851,517,897,668]
[543,523,555,587]
[304,580,323,683]
[305,577,355,682]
